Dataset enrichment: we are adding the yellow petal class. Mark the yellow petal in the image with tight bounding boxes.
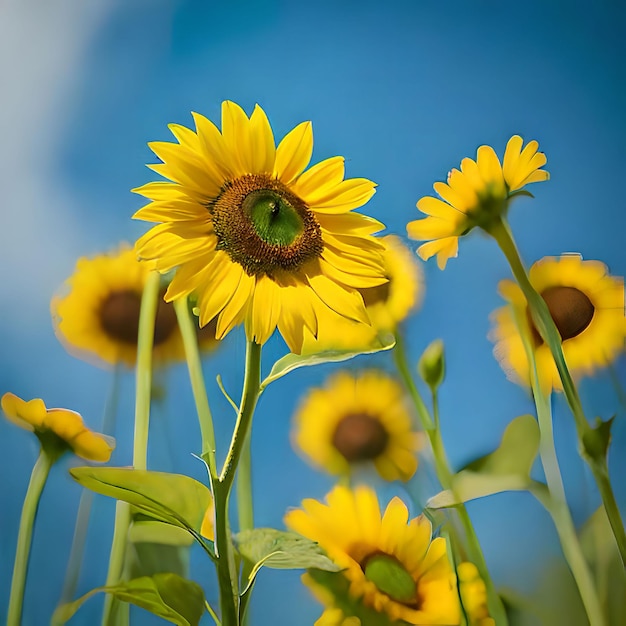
[221,100,253,176]
[274,121,313,184]
[307,273,369,324]
[249,104,276,173]
[247,275,282,345]
[292,156,345,199]
[1,393,47,431]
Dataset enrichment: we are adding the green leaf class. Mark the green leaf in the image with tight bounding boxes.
[234,528,340,592]
[582,415,615,461]
[52,573,205,626]
[70,467,211,535]
[427,415,541,508]
[129,518,195,547]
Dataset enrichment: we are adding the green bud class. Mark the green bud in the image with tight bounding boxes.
[418,339,445,390]
[363,554,417,603]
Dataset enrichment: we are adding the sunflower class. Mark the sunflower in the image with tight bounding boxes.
[1,392,114,462]
[292,370,421,482]
[133,101,387,354]
[51,245,217,369]
[285,485,460,625]
[407,135,549,269]
[301,235,424,352]
[490,255,626,393]
[457,562,494,626]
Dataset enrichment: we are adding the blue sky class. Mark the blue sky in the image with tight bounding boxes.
[1,1,625,624]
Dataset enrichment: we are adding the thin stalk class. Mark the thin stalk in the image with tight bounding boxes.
[174,297,218,479]
[237,432,254,532]
[213,340,263,626]
[7,451,54,626]
[489,217,626,565]
[393,336,507,625]
[102,270,160,626]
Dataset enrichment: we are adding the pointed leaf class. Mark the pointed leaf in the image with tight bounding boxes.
[70,467,211,535]
[261,333,395,390]
[52,573,205,626]
[582,415,615,461]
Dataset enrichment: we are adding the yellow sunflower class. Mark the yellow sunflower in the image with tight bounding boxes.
[285,485,460,625]
[292,370,421,482]
[133,101,387,354]
[490,255,626,393]
[301,235,424,352]
[1,392,114,462]
[51,245,218,369]
[457,562,494,626]
[407,135,549,269]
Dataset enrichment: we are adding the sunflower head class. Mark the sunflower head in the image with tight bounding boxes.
[490,255,626,392]
[1,392,115,462]
[285,485,460,625]
[51,245,217,369]
[292,370,421,482]
[407,135,549,270]
[133,101,387,354]
[301,235,424,353]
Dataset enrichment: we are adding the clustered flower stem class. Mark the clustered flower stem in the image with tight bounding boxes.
[489,217,626,566]
[7,451,54,626]
[102,269,160,626]
[393,333,509,626]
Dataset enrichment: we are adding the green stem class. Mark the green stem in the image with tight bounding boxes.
[214,340,263,626]
[533,387,604,625]
[393,336,507,625]
[7,451,54,626]
[237,432,254,532]
[173,297,218,480]
[490,217,626,565]
[102,270,160,626]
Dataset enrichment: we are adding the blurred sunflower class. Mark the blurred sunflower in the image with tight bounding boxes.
[285,485,460,625]
[133,101,386,354]
[302,235,423,352]
[292,370,421,482]
[51,245,217,369]
[407,135,549,269]
[1,392,114,462]
[457,562,494,626]
[490,255,626,392]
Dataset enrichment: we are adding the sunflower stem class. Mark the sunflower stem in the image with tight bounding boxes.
[7,450,54,626]
[174,297,218,480]
[102,270,159,626]
[213,340,263,625]
[237,432,254,531]
[393,333,507,625]
[490,217,626,565]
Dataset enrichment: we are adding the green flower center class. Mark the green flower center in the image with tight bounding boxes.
[100,289,177,346]
[211,173,323,277]
[529,285,595,344]
[332,413,389,462]
[363,553,417,604]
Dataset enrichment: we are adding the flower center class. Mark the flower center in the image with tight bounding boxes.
[210,173,323,277]
[99,289,178,346]
[332,413,389,462]
[362,553,417,604]
[360,279,391,307]
[528,286,595,344]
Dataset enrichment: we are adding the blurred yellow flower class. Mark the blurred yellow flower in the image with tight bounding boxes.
[302,235,423,352]
[292,371,421,482]
[285,485,460,625]
[51,245,217,368]
[133,101,386,354]
[490,255,626,393]
[407,135,549,269]
[1,393,114,462]
[457,562,494,626]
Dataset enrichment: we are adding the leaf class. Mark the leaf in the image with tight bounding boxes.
[427,415,541,509]
[129,518,195,547]
[70,467,211,535]
[582,415,615,461]
[52,573,205,626]
[234,528,340,591]
[261,333,395,390]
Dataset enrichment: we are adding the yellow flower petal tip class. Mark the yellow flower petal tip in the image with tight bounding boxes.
[51,244,218,369]
[490,255,625,393]
[133,101,386,354]
[286,485,460,625]
[407,135,549,269]
[292,370,421,482]
[1,392,115,462]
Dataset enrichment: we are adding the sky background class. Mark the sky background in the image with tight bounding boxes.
[1,0,625,624]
